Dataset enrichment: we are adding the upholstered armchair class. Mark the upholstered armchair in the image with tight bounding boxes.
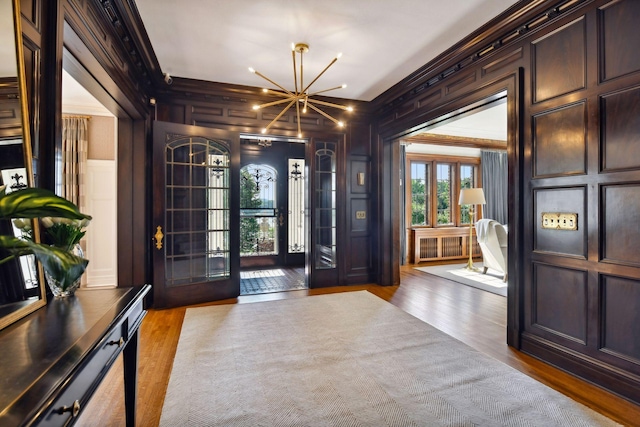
[475,219,508,282]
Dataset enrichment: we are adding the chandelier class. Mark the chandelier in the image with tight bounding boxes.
[249,43,353,138]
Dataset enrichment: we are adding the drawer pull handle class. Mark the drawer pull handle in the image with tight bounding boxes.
[58,399,81,417]
[108,337,125,347]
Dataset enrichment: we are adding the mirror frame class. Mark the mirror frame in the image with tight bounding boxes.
[0,0,46,330]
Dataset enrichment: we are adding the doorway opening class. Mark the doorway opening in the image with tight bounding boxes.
[61,57,118,289]
[239,136,308,295]
[399,90,509,297]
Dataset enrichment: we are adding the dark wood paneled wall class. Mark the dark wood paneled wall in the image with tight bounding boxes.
[371,0,640,405]
[155,82,374,286]
[21,0,154,288]
[21,0,640,406]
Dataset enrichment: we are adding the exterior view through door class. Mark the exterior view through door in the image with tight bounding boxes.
[240,138,306,295]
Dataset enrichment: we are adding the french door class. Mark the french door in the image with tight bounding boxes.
[152,121,240,308]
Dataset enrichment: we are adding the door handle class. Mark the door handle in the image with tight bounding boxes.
[154,226,164,250]
[279,213,284,227]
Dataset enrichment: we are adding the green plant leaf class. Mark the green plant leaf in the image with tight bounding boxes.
[0,235,88,290]
[0,188,92,220]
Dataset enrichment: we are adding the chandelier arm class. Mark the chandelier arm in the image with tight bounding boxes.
[253,70,294,96]
[302,57,338,94]
[303,96,309,113]
[306,102,341,126]
[292,49,298,94]
[295,99,302,136]
[306,98,352,111]
[307,85,345,96]
[263,90,291,98]
[300,49,304,95]
[263,99,297,133]
[256,97,296,109]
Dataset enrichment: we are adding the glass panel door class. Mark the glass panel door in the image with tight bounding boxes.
[240,164,278,257]
[152,121,240,308]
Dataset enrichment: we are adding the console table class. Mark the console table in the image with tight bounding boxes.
[0,285,150,426]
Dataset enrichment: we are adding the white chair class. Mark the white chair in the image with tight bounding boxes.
[475,219,508,282]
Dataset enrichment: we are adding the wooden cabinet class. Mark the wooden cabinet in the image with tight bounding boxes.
[0,285,150,426]
[410,227,481,263]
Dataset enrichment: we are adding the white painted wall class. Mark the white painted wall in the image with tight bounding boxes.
[84,159,117,287]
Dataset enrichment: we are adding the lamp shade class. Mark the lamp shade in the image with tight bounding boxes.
[459,188,486,205]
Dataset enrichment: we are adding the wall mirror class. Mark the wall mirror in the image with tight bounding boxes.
[0,0,46,330]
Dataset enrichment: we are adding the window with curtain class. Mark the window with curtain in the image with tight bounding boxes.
[61,116,89,208]
[407,155,480,228]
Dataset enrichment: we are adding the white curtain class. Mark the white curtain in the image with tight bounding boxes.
[61,116,89,209]
[481,150,508,225]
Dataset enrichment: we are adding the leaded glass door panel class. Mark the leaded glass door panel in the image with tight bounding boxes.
[153,121,240,308]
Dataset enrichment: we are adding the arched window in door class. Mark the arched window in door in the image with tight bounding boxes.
[240,164,278,256]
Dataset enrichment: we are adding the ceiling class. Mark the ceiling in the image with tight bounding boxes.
[134,0,520,102]
[62,0,515,145]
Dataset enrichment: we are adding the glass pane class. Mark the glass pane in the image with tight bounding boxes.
[410,162,429,226]
[436,163,452,225]
[460,164,475,224]
[288,158,305,253]
[165,137,230,286]
[315,143,336,269]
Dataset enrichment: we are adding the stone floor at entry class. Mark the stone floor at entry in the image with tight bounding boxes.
[240,267,306,295]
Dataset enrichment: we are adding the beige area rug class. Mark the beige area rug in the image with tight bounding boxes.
[160,291,617,426]
[415,262,508,296]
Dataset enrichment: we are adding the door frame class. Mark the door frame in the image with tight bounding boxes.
[381,71,523,347]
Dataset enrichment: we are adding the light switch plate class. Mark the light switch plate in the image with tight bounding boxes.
[541,212,577,230]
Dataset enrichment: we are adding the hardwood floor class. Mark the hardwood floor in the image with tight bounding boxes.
[79,266,640,426]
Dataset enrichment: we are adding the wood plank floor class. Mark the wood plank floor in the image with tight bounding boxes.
[78,265,640,426]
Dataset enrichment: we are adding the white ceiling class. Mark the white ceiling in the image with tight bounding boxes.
[61,0,515,142]
[62,70,113,116]
[134,0,519,102]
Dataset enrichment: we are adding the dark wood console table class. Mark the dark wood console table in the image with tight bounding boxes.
[0,285,150,426]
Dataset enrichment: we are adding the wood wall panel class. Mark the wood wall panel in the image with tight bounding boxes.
[348,236,371,271]
[350,198,369,233]
[532,18,586,103]
[416,90,441,109]
[599,0,640,82]
[533,263,588,344]
[601,86,640,171]
[601,274,640,363]
[534,187,586,258]
[602,184,640,265]
[481,48,523,77]
[445,71,477,95]
[533,102,586,177]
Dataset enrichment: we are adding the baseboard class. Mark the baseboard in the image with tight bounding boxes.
[521,332,640,405]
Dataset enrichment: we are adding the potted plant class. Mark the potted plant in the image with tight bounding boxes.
[0,186,92,296]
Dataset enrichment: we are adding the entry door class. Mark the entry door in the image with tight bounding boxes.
[240,140,305,268]
[152,121,240,308]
